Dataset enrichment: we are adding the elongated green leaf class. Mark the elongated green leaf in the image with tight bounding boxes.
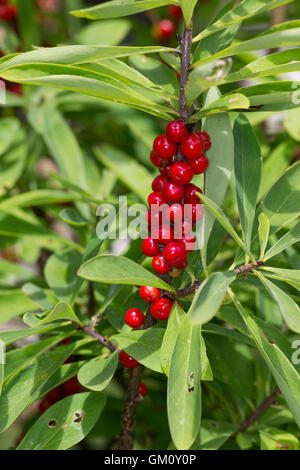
[95,145,152,203]
[190,272,237,325]
[256,272,300,333]
[0,190,80,211]
[110,328,164,373]
[234,114,262,251]
[0,289,42,325]
[168,315,201,450]
[0,128,27,196]
[193,21,300,68]
[259,426,300,450]
[0,341,88,432]
[264,221,300,261]
[0,324,75,346]
[18,392,106,450]
[191,93,250,121]
[191,420,237,450]
[27,302,82,328]
[199,193,252,259]
[78,255,174,292]
[71,0,179,19]
[161,303,185,376]
[258,213,270,260]
[229,290,300,429]
[180,0,197,26]
[0,117,20,155]
[78,351,118,391]
[193,0,295,43]
[200,87,235,263]
[262,267,300,285]
[75,19,131,46]
[22,283,55,310]
[261,161,300,233]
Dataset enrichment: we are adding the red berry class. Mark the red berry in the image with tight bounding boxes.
[0,4,17,21]
[62,377,80,396]
[176,259,188,269]
[180,134,204,159]
[151,298,173,320]
[152,224,174,245]
[140,286,161,303]
[125,308,145,328]
[150,151,163,168]
[153,135,177,160]
[169,161,193,185]
[163,241,187,267]
[142,237,160,257]
[47,387,63,403]
[163,181,185,203]
[197,131,211,151]
[153,19,175,41]
[119,350,139,368]
[152,255,170,274]
[181,235,196,252]
[152,174,168,192]
[139,382,148,397]
[166,120,188,143]
[15,433,25,447]
[167,5,183,20]
[169,203,184,223]
[159,163,171,176]
[191,155,209,174]
[148,191,167,206]
[39,398,52,414]
[184,183,202,201]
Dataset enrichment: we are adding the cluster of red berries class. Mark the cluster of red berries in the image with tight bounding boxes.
[0,0,17,21]
[117,122,211,372]
[152,5,182,42]
[39,376,81,414]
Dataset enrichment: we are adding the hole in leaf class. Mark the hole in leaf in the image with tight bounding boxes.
[73,410,85,424]
[48,419,57,429]
[187,372,194,393]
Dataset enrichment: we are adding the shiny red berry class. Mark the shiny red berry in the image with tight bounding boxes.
[0,4,17,21]
[191,155,209,174]
[169,203,184,223]
[166,120,188,143]
[151,298,173,320]
[62,377,80,396]
[169,161,193,185]
[184,183,202,201]
[142,237,160,257]
[181,234,197,252]
[159,163,171,176]
[119,350,139,368]
[139,383,148,397]
[152,224,174,245]
[153,135,177,160]
[148,191,167,206]
[140,286,161,303]
[197,131,211,151]
[185,200,204,223]
[180,134,204,159]
[163,241,187,267]
[125,308,145,328]
[167,5,183,20]
[153,19,175,41]
[152,174,168,192]
[163,181,185,202]
[152,255,170,274]
[150,151,163,168]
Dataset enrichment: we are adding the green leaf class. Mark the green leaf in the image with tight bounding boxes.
[261,161,300,233]
[0,117,20,155]
[26,302,82,328]
[59,208,89,227]
[0,129,27,196]
[110,328,164,373]
[192,0,295,43]
[284,107,300,141]
[256,272,300,333]
[234,114,262,251]
[191,420,237,450]
[180,0,197,26]
[259,426,300,450]
[193,21,300,68]
[78,254,174,292]
[258,213,270,261]
[198,193,252,259]
[0,289,42,325]
[200,87,235,263]
[44,248,83,303]
[261,266,300,286]
[264,221,300,261]
[168,315,201,450]
[0,341,88,432]
[71,0,179,19]
[17,392,106,450]
[161,303,186,376]
[78,351,118,391]
[0,190,80,211]
[95,145,152,203]
[22,283,54,310]
[190,272,237,325]
[190,93,250,120]
[0,324,75,346]
[75,19,131,46]
[229,291,300,429]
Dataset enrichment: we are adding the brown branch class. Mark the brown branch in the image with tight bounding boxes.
[176,279,200,298]
[235,261,264,276]
[81,324,117,353]
[118,310,156,450]
[179,18,193,124]
[232,388,280,437]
